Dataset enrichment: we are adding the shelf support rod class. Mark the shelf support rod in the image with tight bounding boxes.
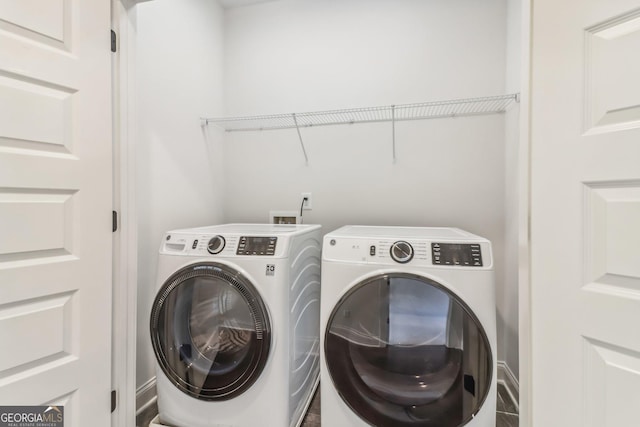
[292,113,309,165]
[391,105,396,163]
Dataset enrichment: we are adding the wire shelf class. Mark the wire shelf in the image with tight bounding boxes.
[203,93,519,132]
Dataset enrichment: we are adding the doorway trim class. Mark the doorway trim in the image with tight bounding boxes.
[112,0,139,426]
[518,0,532,425]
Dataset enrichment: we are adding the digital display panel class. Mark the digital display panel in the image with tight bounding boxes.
[237,236,277,256]
[432,243,482,267]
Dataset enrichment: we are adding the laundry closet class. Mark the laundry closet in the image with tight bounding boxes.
[2,0,638,424]
[133,0,523,423]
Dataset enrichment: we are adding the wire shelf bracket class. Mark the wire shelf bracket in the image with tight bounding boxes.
[203,93,520,163]
[291,113,309,165]
[391,105,396,163]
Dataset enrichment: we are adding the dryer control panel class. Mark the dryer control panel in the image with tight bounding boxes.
[323,237,492,268]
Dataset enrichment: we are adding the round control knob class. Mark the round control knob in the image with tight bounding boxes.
[207,235,225,254]
[390,241,414,264]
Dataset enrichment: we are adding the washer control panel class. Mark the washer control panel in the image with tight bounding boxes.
[236,236,277,256]
[431,243,482,267]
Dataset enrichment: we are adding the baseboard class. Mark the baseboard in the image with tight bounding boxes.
[497,361,519,409]
[136,377,157,419]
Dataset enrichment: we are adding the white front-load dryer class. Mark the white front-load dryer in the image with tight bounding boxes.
[150,224,321,427]
[320,226,497,427]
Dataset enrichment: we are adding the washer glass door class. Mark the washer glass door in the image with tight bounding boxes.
[150,262,271,401]
[325,273,492,427]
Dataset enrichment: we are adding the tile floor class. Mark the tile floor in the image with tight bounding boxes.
[495,382,519,427]
[138,382,519,427]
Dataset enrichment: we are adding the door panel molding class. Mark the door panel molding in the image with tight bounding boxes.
[584,8,640,134]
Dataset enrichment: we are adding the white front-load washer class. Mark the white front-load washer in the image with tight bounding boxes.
[320,226,497,427]
[150,224,321,427]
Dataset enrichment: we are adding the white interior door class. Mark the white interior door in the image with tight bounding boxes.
[0,0,113,425]
[530,0,640,425]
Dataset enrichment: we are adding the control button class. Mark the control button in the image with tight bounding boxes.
[432,241,441,266]
[370,245,376,256]
[390,241,414,264]
[207,235,225,254]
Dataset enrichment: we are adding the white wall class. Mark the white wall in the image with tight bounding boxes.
[222,0,514,366]
[224,0,508,115]
[503,0,522,381]
[135,0,225,388]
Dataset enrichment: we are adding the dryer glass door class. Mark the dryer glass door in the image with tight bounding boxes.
[150,262,271,401]
[325,273,492,427]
